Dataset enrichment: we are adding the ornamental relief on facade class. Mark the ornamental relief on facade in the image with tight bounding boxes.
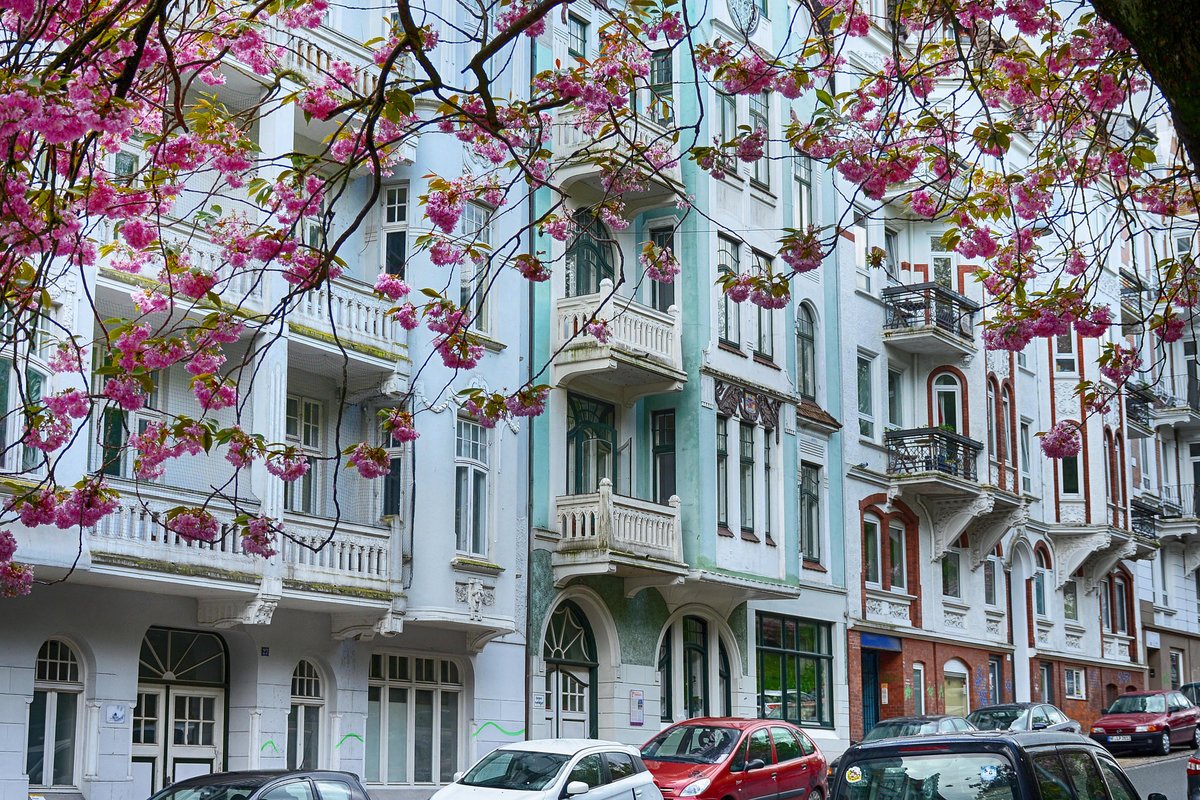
[714,380,783,431]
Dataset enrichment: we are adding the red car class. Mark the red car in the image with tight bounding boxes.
[1089,689,1200,755]
[641,718,827,800]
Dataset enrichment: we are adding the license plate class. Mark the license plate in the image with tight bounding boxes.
[1108,735,1131,742]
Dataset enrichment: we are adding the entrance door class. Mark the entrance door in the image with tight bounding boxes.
[132,688,165,798]
[861,652,880,735]
[545,666,590,738]
[944,671,968,717]
[167,688,223,781]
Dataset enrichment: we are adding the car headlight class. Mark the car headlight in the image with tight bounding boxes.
[1135,724,1161,732]
[680,779,712,797]
[1091,726,1105,733]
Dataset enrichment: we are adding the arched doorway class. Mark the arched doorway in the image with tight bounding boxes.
[943,658,970,717]
[543,601,598,738]
[132,627,228,796]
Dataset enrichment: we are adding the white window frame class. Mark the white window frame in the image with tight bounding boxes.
[364,654,464,785]
[1114,576,1129,634]
[1064,668,1086,700]
[748,91,770,187]
[454,417,490,557]
[459,202,492,334]
[984,556,1000,607]
[717,235,741,345]
[933,373,963,433]
[864,514,882,588]
[941,549,962,599]
[288,660,325,771]
[1020,420,1033,494]
[285,395,323,515]
[1100,578,1113,632]
[886,367,904,431]
[27,639,84,789]
[381,184,409,277]
[853,209,871,292]
[857,353,876,439]
[1063,579,1079,621]
[1060,452,1082,497]
[912,662,926,715]
[1055,333,1077,374]
[566,14,588,58]
[794,156,813,230]
[888,521,906,592]
[930,235,957,289]
[754,253,774,359]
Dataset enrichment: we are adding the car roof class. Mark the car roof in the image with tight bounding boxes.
[163,770,360,789]
[499,739,632,755]
[664,717,779,730]
[874,714,961,723]
[850,729,1098,755]
[971,704,1036,711]
[1115,690,1171,697]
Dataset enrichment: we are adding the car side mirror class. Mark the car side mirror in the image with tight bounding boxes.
[745,759,766,772]
[1032,722,1048,730]
[1148,793,1167,800]
[453,772,465,783]
[566,781,591,796]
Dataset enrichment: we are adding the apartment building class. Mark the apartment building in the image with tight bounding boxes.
[0,10,530,800]
[526,0,851,754]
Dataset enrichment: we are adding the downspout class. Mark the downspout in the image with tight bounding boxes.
[523,31,538,743]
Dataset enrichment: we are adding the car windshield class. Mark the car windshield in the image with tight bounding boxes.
[968,709,1024,731]
[151,782,267,800]
[459,750,571,791]
[840,753,1017,800]
[642,726,741,764]
[862,721,938,741]
[1108,695,1166,714]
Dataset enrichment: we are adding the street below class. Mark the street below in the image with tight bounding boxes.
[1120,752,1191,800]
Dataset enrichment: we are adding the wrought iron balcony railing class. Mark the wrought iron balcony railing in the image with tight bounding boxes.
[885,427,983,482]
[881,282,979,342]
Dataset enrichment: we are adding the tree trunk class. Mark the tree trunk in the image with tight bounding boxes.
[1089,0,1200,172]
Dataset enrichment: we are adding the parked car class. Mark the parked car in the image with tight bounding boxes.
[1090,689,1200,755]
[641,718,826,800]
[827,715,975,784]
[828,730,1163,800]
[434,740,663,800]
[1183,682,1200,706]
[148,771,370,800]
[967,702,1083,734]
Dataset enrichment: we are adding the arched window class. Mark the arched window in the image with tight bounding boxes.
[288,660,323,770]
[566,393,617,495]
[796,305,817,400]
[27,639,83,788]
[1034,548,1051,618]
[986,380,997,457]
[659,616,734,722]
[933,374,962,433]
[543,602,598,739]
[683,616,710,718]
[942,658,970,717]
[863,513,882,587]
[566,212,615,297]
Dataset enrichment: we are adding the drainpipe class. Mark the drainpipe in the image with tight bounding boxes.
[524,32,538,743]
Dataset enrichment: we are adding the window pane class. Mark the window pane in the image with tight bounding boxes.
[440,692,459,783]
[864,519,879,584]
[388,687,408,783]
[287,705,299,770]
[26,690,47,784]
[302,706,319,770]
[52,692,77,786]
[366,686,381,782]
[414,689,434,782]
[888,525,905,589]
[472,470,488,555]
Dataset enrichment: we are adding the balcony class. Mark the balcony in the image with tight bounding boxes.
[288,276,407,364]
[886,427,983,493]
[1157,484,1200,543]
[552,280,686,402]
[1150,373,1200,430]
[1125,385,1154,437]
[551,479,688,593]
[881,282,979,356]
[552,110,682,210]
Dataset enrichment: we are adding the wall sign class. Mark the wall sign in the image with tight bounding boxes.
[630,690,645,726]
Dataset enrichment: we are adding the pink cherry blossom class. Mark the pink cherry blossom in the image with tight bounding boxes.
[347,443,390,479]
[1040,421,1081,459]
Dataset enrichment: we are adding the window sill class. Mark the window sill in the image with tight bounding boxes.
[472,332,507,353]
[450,556,504,576]
[765,533,776,547]
[740,528,760,543]
[1153,603,1177,616]
[753,353,780,369]
[854,287,884,306]
[718,340,747,357]
[718,525,735,538]
[942,595,967,607]
[802,559,827,573]
[1063,621,1086,632]
[749,181,776,201]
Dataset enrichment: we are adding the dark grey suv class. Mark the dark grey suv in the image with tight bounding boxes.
[830,730,1163,800]
[148,771,370,800]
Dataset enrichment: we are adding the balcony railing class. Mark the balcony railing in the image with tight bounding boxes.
[556,479,683,565]
[886,427,983,482]
[1153,373,1200,413]
[1125,386,1154,427]
[881,282,979,342]
[553,279,683,377]
[280,513,394,590]
[1161,484,1200,519]
[291,277,404,352]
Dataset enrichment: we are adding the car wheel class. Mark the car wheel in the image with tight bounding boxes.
[1192,726,1200,750]
[1159,730,1173,756]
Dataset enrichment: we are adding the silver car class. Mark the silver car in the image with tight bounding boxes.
[434,740,664,800]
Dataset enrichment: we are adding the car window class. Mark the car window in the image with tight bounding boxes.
[1176,693,1193,709]
[794,730,815,756]
[938,719,956,733]
[953,718,973,731]
[1185,685,1200,705]
[1032,753,1072,800]
[1032,707,1050,727]
[1097,756,1139,800]
[569,755,606,788]
[747,729,773,766]
[314,782,353,800]
[1061,751,1107,799]
[771,728,802,762]
[262,782,315,800]
[840,753,1016,800]
[606,752,638,781]
[1048,707,1069,725]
